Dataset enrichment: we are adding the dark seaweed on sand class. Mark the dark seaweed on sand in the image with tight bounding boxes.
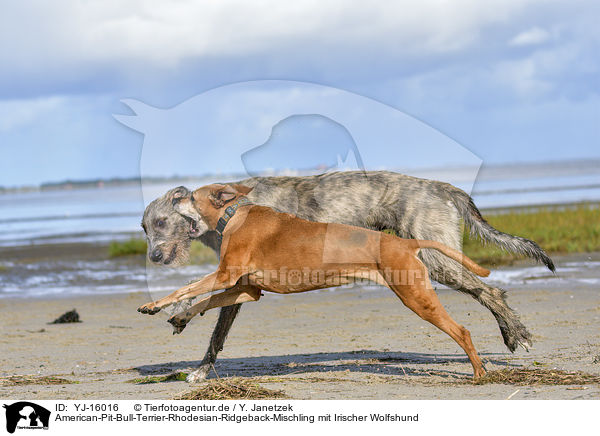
[49,309,81,324]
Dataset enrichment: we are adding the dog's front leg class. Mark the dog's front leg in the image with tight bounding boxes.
[138,271,238,315]
[189,303,242,383]
[167,285,261,334]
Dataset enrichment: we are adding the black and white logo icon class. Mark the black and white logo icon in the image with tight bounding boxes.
[3,402,50,434]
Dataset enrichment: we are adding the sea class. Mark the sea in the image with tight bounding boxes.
[1,160,599,299]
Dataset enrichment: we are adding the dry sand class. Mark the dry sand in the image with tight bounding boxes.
[1,255,599,400]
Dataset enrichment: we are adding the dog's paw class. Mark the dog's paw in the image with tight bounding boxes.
[167,314,189,334]
[171,324,187,335]
[137,302,161,315]
[519,339,532,352]
[186,366,210,383]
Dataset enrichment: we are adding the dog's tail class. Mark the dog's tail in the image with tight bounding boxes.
[446,185,555,272]
[415,240,490,277]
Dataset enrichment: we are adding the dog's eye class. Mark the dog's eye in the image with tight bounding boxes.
[155,219,166,228]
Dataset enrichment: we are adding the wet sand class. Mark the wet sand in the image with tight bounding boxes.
[1,252,599,400]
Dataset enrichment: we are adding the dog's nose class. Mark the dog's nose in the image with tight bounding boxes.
[150,248,163,262]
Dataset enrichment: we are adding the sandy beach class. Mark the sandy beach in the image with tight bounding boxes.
[1,248,599,400]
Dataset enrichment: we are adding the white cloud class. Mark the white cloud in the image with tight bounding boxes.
[0,0,542,70]
[509,27,551,46]
[0,0,597,111]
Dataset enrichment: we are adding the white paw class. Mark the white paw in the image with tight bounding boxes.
[186,366,210,383]
[520,340,532,352]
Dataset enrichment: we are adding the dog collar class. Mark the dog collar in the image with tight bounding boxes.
[215,197,253,238]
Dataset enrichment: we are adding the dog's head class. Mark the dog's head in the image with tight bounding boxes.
[173,184,251,233]
[141,186,193,266]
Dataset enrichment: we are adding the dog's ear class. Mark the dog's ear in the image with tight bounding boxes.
[167,186,189,204]
[231,184,253,195]
[209,184,238,208]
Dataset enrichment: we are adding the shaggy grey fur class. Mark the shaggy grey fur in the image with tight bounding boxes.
[142,171,554,381]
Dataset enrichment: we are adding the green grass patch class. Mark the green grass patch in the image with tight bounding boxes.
[126,372,189,384]
[108,238,147,257]
[463,206,600,267]
[189,241,218,264]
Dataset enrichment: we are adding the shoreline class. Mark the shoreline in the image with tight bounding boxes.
[1,244,599,298]
[2,238,600,299]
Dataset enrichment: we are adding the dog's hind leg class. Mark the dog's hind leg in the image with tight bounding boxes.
[419,248,531,351]
[168,286,261,334]
[384,257,486,379]
[435,265,532,352]
[393,204,532,352]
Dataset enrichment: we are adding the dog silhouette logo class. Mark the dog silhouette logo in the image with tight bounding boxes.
[115,80,483,302]
[114,80,482,196]
[3,402,50,433]
[240,114,365,177]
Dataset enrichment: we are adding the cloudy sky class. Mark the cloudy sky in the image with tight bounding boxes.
[0,0,599,187]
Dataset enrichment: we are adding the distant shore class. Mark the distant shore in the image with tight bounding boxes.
[0,173,245,194]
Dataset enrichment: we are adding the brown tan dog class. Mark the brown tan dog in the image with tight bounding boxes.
[138,184,491,378]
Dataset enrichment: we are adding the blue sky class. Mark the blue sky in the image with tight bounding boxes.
[0,0,599,187]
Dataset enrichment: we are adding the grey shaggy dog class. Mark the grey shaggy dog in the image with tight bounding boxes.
[142,171,554,382]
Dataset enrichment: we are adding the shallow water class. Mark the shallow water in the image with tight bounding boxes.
[1,250,597,300]
[1,160,599,247]
[0,256,214,299]
[488,259,600,290]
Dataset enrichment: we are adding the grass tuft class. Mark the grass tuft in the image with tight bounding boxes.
[1,375,78,386]
[126,372,188,384]
[474,368,600,386]
[174,377,286,400]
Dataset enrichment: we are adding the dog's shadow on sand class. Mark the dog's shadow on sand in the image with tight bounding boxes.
[134,350,515,380]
